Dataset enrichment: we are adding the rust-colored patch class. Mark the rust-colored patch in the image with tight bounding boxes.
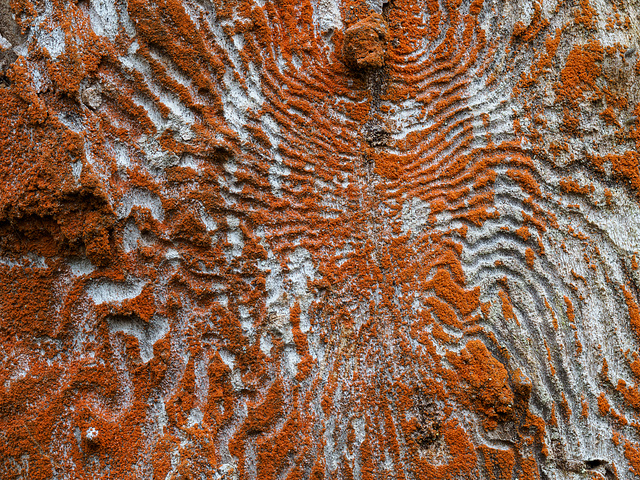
[1,0,640,478]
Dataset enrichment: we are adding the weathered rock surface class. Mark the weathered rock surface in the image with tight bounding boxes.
[1,0,640,479]
[343,13,388,71]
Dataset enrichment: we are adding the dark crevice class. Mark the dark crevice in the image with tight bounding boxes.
[381,0,392,20]
[585,459,607,469]
[585,459,616,480]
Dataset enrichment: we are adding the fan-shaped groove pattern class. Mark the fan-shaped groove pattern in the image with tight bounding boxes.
[2,0,640,479]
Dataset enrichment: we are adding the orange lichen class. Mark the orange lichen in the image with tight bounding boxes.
[600,106,620,127]
[342,13,388,71]
[555,41,603,105]
[447,340,513,429]
[1,0,639,477]
[622,284,640,339]
[499,290,518,325]
[559,177,594,196]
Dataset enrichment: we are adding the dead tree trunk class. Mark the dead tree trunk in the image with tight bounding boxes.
[1,0,640,478]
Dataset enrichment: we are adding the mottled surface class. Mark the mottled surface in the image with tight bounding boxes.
[1,0,640,479]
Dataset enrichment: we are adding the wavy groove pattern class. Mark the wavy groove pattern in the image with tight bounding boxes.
[1,0,640,479]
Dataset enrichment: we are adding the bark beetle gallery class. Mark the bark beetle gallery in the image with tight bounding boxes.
[2,0,640,478]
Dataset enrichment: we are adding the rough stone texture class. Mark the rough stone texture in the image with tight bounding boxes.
[1,0,640,479]
[343,13,388,70]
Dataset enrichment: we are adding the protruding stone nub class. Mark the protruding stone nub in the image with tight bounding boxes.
[81,84,103,110]
[343,13,388,71]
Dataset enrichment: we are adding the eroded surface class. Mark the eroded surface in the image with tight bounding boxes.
[1,0,640,479]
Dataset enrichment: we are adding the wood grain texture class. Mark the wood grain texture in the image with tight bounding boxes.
[1,0,640,478]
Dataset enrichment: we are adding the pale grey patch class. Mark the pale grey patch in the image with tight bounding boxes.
[225,215,243,260]
[89,0,120,40]
[138,136,180,170]
[122,221,140,253]
[0,33,11,49]
[401,197,431,235]
[38,27,65,60]
[118,189,165,221]
[71,159,82,180]
[312,0,343,32]
[68,257,95,276]
[260,333,273,355]
[86,278,146,304]
[108,315,169,363]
